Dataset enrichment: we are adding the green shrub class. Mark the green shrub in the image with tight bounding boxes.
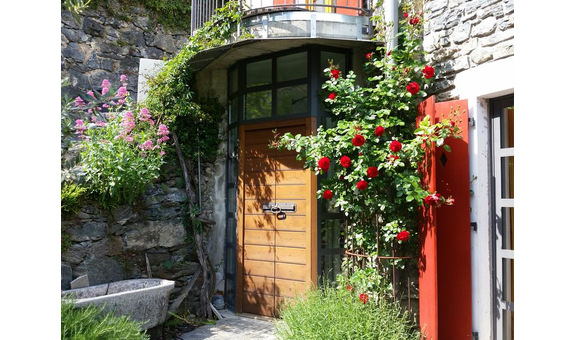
[61,300,149,340]
[276,283,420,340]
[61,182,87,217]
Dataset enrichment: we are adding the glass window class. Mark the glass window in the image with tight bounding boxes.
[246,59,272,87]
[501,156,514,199]
[230,67,238,94]
[277,52,307,82]
[229,97,239,124]
[320,219,344,249]
[500,107,514,148]
[277,84,308,116]
[319,254,342,283]
[245,90,272,119]
[321,51,346,76]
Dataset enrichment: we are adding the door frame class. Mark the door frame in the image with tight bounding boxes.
[236,117,318,314]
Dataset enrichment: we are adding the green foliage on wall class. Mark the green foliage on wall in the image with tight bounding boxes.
[145,1,247,162]
[95,0,192,31]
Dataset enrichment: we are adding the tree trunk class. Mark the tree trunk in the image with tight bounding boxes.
[172,132,213,319]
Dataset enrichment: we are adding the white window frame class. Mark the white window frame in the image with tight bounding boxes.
[451,56,514,340]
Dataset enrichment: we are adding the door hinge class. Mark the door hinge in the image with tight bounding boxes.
[472,331,479,340]
[468,117,476,127]
[471,222,477,231]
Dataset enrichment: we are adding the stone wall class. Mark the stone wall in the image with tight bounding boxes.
[423,0,514,101]
[61,160,206,315]
[61,1,189,99]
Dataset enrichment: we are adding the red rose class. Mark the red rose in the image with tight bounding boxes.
[367,166,378,178]
[406,82,420,95]
[450,121,456,127]
[339,175,345,180]
[331,69,340,79]
[359,152,363,156]
[409,17,420,25]
[323,190,333,200]
[403,12,408,18]
[340,155,352,168]
[387,50,392,56]
[389,140,402,153]
[405,67,410,73]
[423,65,435,79]
[388,155,399,162]
[328,92,337,100]
[318,156,330,172]
[366,52,373,59]
[397,230,410,242]
[352,134,365,147]
[374,126,385,137]
[359,293,369,304]
[357,180,368,190]
[424,193,442,206]
[346,285,353,291]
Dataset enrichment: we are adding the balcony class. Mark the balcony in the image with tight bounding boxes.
[192,0,373,41]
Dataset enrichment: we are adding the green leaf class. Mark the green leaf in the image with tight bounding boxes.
[443,144,451,152]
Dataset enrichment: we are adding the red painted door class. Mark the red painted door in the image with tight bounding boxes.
[417,96,471,340]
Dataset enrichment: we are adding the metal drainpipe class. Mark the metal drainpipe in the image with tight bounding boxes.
[384,0,398,51]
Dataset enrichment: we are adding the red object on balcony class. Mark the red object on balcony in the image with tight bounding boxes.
[417,96,472,340]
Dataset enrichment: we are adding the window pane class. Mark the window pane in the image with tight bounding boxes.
[229,97,239,124]
[501,156,514,199]
[225,245,236,274]
[227,188,237,213]
[246,59,271,87]
[502,258,514,304]
[245,90,272,119]
[228,127,238,156]
[277,84,308,116]
[225,277,235,307]
[319,254,342,282]
[230,67,238,94]
[500,107,514,148]
[503,309,514,340]
[320,219,344,249]
[228,160,237,183]
[321,51,346,75]
[501,207,514,250]
[277,52,307,82]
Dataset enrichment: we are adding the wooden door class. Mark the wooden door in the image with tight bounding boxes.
[237,118,317,317]
[417,96,471,340]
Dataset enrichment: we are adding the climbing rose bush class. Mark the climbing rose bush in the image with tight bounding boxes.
[73,76,169,207]
[273,4,463,294]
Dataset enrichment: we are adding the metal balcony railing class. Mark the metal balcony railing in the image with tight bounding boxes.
[191,0,371,33]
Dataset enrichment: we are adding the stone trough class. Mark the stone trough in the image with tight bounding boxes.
[61,278,175,330]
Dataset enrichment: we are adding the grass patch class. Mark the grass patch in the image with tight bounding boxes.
[61,300,149,340]
[276,284,420,340]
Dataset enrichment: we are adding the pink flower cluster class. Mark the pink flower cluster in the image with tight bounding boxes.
[156,124,170,144]
[138,140,154,151]
[101,79,111,95]
[74,119,86,135]
[138,108,154,125]
[74,96,86,108]
[121,111,136,133]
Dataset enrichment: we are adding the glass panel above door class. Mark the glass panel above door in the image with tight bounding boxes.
[246,59,272,87]
[277,52,308,82]
[277,84,308,116]
[321,51,346,75]
[245,90,272,119]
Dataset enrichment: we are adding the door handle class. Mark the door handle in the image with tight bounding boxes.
[262,203,297,213]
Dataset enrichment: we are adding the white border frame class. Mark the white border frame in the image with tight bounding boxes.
[452,56,514,340]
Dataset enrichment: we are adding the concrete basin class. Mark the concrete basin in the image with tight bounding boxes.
[61,278,175,330]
